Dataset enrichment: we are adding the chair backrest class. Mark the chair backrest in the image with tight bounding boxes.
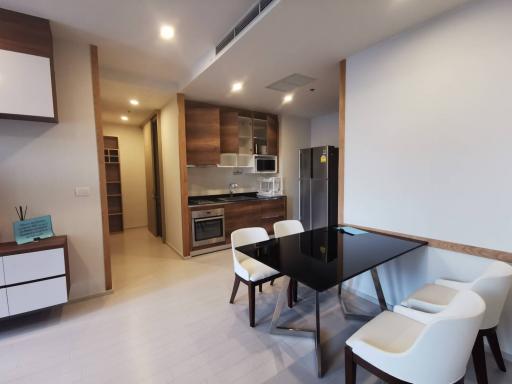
[231,227,269,267]
[403,290,485,384]
[469,261,512,329]
[273,220,304,238]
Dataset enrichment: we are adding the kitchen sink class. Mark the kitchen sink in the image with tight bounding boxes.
[217,195,258,202]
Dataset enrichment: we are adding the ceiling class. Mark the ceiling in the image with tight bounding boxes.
[182,0,472,118]
[0,0,473,123]
[0,0,255,125]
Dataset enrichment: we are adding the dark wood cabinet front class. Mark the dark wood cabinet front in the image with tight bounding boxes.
[266,115,279,156]
[185,107,221,166]
[220,111,239,153]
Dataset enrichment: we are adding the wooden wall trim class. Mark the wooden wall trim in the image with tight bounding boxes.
[177,94,191,257]
[338,60,346,223]
[347,224,512,263]
[90,45,112,290]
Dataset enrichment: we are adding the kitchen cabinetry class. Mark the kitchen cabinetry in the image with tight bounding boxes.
[0,9,57,122]
[189,197,287,253]
[186,106,221,166]
[0,236,69,319]
[186,101,279,165]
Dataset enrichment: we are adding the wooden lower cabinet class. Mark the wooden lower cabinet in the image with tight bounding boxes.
[224,197,287,242]
[189,197,287,252]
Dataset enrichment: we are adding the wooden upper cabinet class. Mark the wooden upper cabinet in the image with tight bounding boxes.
[266,114,279,156]
[0,8,58,123]
[185,106,221,166]
[220,111,239,153]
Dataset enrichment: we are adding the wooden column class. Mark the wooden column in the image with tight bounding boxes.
[338,60,346,224]
[90,45,112,290]
[177,94,191,257]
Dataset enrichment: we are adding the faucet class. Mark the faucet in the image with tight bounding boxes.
[229,183,239,196]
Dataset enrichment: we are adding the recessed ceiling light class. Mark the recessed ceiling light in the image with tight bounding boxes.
[121,115,129,121]
[283,94,293,104]
[129,99,139,106]
[231,82,243,93]
[160,25,175,40]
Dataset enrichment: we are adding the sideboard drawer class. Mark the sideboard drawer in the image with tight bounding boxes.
[0,289,8,318]
[3,248,65,285]
[6,276,67,316]
[0,257,4,286]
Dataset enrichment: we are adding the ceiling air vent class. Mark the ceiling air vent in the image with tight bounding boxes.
[266,73,316,92]
[216,0,275,55]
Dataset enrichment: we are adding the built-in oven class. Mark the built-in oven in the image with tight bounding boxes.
[191,208,225,248]
[253,155,278,173]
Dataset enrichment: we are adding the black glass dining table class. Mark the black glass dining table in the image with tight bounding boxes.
[235,225,427,377]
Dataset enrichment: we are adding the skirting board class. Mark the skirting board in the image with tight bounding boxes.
[344,283,512,363]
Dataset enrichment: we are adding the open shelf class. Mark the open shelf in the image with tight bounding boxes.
[104,136,124,233]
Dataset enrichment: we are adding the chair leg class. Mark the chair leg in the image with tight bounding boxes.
[229,275,241,304]
[338,282,342,296]
[345,346,357,384]
[472,333,488,384]
[486,329,507,372]
[287,280,293,308]
[248,282,256,327]
[293,279,298,302]
[258,284,262,293]
[270,279,274,286]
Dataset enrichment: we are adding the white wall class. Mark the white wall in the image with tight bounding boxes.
[0,40,105,299]
[279,115,311,219]
[103,124,148,229]
[344,0,512,355]
[160,96,183,255]
[310,112,338,148]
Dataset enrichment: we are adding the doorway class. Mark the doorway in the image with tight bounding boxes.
[144,115,165,240]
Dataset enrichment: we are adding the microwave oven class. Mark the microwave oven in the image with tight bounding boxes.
[253,155,278,173]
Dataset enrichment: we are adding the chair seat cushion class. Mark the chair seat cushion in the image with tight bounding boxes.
[235,258,280,282]
[347,311,425,354]
[401,284,458,313]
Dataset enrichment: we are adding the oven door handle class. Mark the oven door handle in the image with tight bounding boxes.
[194,216,224,223]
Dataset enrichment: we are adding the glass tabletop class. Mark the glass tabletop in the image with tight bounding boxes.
[235,226,427,292]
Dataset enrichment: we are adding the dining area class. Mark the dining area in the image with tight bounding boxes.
[228,220,512,384]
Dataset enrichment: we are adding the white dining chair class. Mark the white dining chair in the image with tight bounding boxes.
[229,227,282,327]
[345,290,485,384]
[273,220,305,305]
[401,260,512,384]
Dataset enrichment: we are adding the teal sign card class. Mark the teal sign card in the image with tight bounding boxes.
[13,215,55,245]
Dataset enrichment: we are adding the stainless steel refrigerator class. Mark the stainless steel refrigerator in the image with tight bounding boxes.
[299,146,339,230]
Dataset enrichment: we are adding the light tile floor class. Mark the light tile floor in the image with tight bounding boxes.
[0,228,510,383]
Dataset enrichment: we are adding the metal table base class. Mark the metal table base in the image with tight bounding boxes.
[338,267,389,321]
[269,276,323,377]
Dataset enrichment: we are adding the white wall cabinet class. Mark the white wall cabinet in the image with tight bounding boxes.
[0,50,55,119]
[0,236,69,319]
[0,8,57,123]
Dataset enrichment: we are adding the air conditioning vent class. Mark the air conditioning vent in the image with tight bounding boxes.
[266,74,316,93]
[216,0,275,55]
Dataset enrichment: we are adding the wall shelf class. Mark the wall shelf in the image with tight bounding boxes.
[104,136,124,233]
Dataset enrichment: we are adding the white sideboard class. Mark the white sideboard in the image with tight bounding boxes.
[0,236,69,319]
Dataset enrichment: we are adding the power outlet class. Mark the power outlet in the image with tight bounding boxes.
[75,186,90,197]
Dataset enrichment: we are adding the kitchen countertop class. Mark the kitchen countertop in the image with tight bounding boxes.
[188,192,285,207]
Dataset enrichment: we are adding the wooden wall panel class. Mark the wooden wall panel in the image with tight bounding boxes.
[90,45,111,290]
[338,60,346,224]
[178,94,191,257]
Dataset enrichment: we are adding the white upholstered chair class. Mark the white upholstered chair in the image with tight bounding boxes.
[273,220,305,305]
[229,227,281,327]
[401,260,512,384]
[345,290,485,384]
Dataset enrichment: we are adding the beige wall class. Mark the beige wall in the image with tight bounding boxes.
[103,124,147,229]
[278,115,311,219]
[159,96,183,255]
[0,40,105,299]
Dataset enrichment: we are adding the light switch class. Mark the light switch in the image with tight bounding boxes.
[75,186,90,197]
